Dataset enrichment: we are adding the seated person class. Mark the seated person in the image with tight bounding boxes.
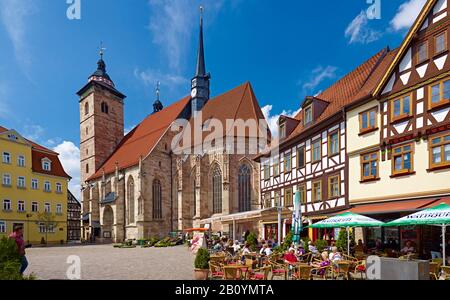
[329,247,343,262]
[400,240,415,255]
[284,248,298,264]
[308,241,319,255]
[354,239,367,254]
[312,251,331,276]
[232,240,241,254]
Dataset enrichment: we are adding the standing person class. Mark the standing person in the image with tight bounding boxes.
[9,226,29,275]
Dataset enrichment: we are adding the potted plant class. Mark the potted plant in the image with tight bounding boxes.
[194,248,210,280]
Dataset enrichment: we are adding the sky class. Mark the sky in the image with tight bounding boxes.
[0,0,428,198]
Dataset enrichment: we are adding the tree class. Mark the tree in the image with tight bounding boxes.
[336,228,355,253]
[36,212,60,246]
[0,237,22,280]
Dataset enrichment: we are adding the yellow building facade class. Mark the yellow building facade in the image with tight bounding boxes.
[0,126,71,244]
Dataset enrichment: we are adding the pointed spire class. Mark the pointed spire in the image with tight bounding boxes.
[195,6,206,77]
[89,42,114,87]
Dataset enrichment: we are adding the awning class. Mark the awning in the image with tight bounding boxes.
[199,207,293,225]
[347,198,440,215]
[422,198,450,209]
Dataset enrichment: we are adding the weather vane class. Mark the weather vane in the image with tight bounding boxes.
[200,5,204,17]
[156,81,161,101]
[99,41,106,59]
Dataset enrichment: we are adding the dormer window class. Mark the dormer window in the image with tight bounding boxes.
[304,105,313,125]
[42,158,52,171]
[279,122,286,139]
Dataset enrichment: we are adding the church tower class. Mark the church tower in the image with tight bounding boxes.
[191,7,210,116]
[78,49,126,184]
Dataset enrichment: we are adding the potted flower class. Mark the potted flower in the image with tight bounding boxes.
[194,248,210,280]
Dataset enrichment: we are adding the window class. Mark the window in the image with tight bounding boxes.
[263,193,272,209]
[56,204,62,215]
[17,155,25,167]
[39,223,46,233]
[42,160,51,171]
[31,179,38,190]
[44,203,51,213]
[18,201,25,212]
[56,183,62,193]
[297,184,306,204]
[297,147,305,168]
[361,151,379,181]
[212,167,222,214]
[0,221,5,233]
[274,191,281,207]
[430,79,450,109]
[127,177,135,224]
[429,132,450,169]
[3,174,11,186]
[263,163,270,180]
[312,140,321,162]
[3,200,11,211]
[86,164,89,174]
[238,164,252,212]
[304,105,313,125]
[435,31,447,55]
[101,102,109,114]
[328,175,340,198]
[312,181,322,202]
[44,181,51,192]
[359,107,377,133]
[417,41,428,64]
[392,144,414,175]
[84,102,89,115]
[284,152,292,172]
[391,95,412,121]
[47,224,55,233]
[31,202,38,212]
[273,158,279,177]
[328,131,340,156]
[279,123,286,139]
[17,176,25,188]
[284,188,293,207]
[2,152,11,164]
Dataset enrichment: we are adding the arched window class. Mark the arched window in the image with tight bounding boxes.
[101,102,109,114]
[212,166,222,214]
[152,179,162,219]
[238,164,252,212]
[84,102,89,115]
[138,196,144,216]
[192,177,197,217]
[127,177,135,224]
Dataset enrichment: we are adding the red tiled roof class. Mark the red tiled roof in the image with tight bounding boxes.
[0,125,70,179]
[267,48,392,151]
[88,95,191,180]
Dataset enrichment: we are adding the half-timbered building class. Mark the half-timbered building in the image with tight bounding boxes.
[346,0,450,256]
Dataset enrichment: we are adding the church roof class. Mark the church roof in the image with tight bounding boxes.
[0,125,71,179]
[88,95,191,180]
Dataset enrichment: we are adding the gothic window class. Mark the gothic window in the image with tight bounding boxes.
[101,102,109,114]
[152,179,162,219]
[127,177,135,224]
[84,102,89,115]
[238,164,251,212]
[192,178,197,217]
[138,196,144,216]
[212,166,222,214]
[85,164,89,174]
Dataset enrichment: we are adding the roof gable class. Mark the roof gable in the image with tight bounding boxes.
[374,0,438,96]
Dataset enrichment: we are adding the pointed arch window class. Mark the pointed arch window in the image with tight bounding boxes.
[212,166,222,214]
[238,164,252,212]
[152,179,162,219]
[193,178,197,217]
[127,177,135,224]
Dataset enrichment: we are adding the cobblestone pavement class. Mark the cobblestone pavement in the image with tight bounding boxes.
[24,244,195,280]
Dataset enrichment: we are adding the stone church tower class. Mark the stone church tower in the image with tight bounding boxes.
[77,52,126,184]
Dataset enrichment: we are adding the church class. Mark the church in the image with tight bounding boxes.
[78,12,271,243]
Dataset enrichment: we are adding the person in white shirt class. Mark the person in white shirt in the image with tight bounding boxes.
[329,247,342,261]
[232,240,241,254]
[259,244,272,256]
[400,240,415,255]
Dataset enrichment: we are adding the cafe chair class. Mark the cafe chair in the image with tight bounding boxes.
[248,266,271,280]
[429,262,441,280]
[292,264,313,280]
[223,266,242,280]
[209,262,224,280]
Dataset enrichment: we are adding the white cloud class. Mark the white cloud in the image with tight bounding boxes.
[147,0,225,72]
[390,0,427,31]
[300,66,338,95]
[345,11,382,44]
[0,83,10,119]
[134,68,188,89]
[53,141,81,200]
[0,0,38,69]
[22,124,45,141]
[261,105,301,138]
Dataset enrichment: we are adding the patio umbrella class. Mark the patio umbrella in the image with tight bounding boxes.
[310,212,384,255]
[384,202,450,266]
[291,191,302,245]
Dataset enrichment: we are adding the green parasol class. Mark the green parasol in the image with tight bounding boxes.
[384,203,450,266]
[310,212,384,255]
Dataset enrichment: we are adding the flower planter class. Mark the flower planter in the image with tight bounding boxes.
[194,269,209,280]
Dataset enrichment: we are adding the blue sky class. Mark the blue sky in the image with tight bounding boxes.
[0,0,427,197]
